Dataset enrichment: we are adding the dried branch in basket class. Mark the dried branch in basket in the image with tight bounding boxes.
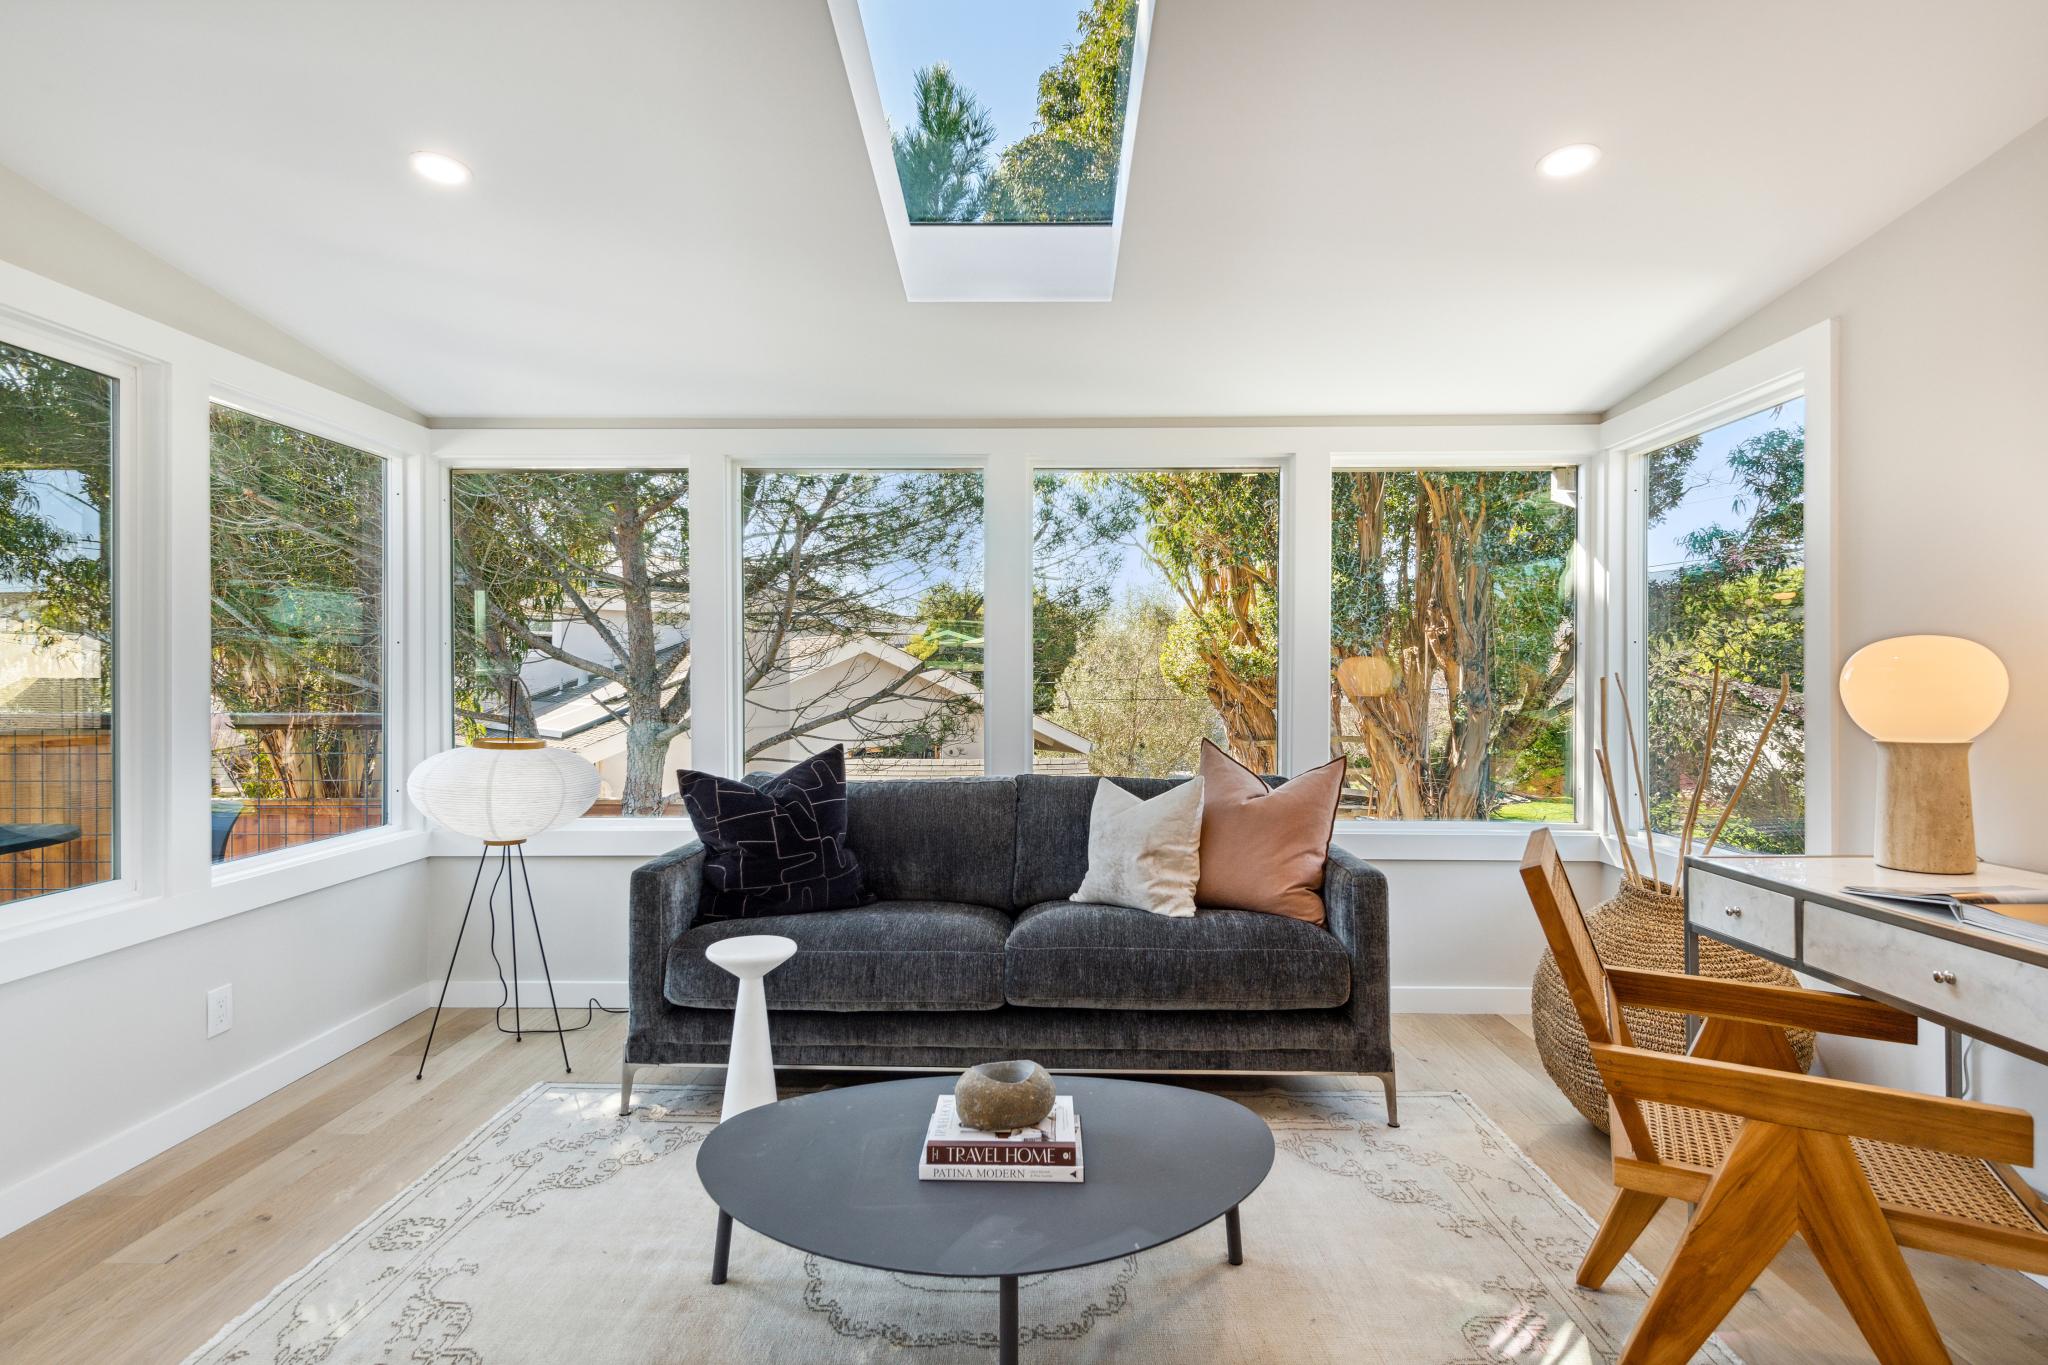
[1700,673,1793,859]
[1610,674,1658,890]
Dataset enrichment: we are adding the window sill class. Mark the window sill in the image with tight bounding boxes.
[426,818,698,861]
[0,827,429,989]
[421,816,1604,864]
[1332,822,1606,863]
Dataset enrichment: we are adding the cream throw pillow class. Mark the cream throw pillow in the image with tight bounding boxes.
[1071,777,1205,917]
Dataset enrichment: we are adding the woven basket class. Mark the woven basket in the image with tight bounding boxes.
[1531,879,1815,1131]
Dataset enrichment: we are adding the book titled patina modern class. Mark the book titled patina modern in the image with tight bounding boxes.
[919,1096,1083,1182]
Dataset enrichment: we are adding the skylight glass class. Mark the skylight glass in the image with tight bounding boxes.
[858,0,1138,225]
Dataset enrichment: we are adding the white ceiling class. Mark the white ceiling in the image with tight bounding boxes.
[2,1,2045,421]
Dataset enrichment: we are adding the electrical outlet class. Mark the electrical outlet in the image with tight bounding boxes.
[206,983,233,1038]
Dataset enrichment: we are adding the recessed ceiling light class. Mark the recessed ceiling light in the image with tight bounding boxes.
[1537,143,1601,179]
[409,150,471,187]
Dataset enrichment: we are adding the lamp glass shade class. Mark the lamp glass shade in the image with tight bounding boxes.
[406,743,601,842]
[1838,634,2008,743]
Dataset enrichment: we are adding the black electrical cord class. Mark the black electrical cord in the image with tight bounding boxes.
[478,843,626,1038]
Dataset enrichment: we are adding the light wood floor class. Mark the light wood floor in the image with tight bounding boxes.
[4,1010,2046,1362]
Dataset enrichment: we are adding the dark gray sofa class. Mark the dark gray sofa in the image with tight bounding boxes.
[623,773,1395,1121]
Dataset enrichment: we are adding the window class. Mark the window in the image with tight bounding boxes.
[1330,468,1577,822]
[1642,399,1806,852]
[861,0,1138,224]
[209,407,385,860]
[741,469,983,778]
[449,469,689,816]
[0,340,117,902]
[1032,470,1280,777]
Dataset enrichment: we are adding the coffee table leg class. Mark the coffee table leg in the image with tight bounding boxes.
[1225,1204,1243,1265]
[998,1274,1018,1365]
[711,1210,733,1284]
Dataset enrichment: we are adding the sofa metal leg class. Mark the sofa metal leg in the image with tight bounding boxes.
[1372,1070,1399,1127]
[619,1062,638,1117]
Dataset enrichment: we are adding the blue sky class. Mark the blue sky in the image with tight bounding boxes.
[859,0,1083,150]
[1646,396,1805,575]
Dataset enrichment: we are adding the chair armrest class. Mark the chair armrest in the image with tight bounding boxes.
[1592,1043,2035,1164]
[1322,844,1389,972]
[1607,968,1919,1044]
[628,840,707,1011]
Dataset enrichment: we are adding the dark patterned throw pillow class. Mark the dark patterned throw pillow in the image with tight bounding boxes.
[677,745,866,920]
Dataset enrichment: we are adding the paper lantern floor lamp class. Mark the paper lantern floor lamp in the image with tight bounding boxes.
[408,736,602,1078]
[1839,634,2009,874]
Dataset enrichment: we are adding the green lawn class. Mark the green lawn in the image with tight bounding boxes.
[1493,798,1575,824]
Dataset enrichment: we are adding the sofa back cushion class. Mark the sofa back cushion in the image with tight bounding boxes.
[1013,774,1183,907]
[842,776,1020,911]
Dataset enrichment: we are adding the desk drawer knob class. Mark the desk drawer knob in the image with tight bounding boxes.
[1931,969,1957,986]
[1723,907,1742,918]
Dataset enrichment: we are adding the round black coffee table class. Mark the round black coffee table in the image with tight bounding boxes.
[696,1075,1274,1363]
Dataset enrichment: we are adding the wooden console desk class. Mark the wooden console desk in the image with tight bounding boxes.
[1684,854,2048,1097]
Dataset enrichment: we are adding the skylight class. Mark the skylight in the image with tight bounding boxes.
[829,0,1155,300]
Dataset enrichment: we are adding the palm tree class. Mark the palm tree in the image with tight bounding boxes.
[891,64,995,223]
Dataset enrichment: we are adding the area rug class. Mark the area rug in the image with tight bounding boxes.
[188,1082,1737,1364]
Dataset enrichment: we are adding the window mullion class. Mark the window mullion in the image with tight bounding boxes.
[982,456,1033,775]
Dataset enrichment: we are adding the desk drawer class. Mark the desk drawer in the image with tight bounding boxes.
[1687,869,1796,959]
[1805,903,2048,1043]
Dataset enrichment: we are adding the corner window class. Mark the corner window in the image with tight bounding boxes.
[1031,470,1281,777]
[209,406,386,860]
[1641,399,1806,852]
[448,469,690,816]
[1330,468,1578,822]
[0,340,117,901]
[740,469,984,778]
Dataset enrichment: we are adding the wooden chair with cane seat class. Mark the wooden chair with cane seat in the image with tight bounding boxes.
[1518,827,2048,1364]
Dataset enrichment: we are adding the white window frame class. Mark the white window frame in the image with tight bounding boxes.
[0,263,429,989]
[1325,448,1602,847]
[205,389,408,880]
[0,313,154,917]
[731,455,991,782]
[1596,319,1837,863]
[424,426,1608,862]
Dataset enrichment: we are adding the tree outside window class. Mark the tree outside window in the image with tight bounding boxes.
[1330,469,1577,821]
[209,407,385,861]
[1643,401,1806,852]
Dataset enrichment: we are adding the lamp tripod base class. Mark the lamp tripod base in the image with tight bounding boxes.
[416,841,574,1079]
[1873,741,1979,875]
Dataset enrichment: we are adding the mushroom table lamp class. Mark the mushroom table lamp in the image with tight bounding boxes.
[1838,635,2008,874]
[407,737,602,1077]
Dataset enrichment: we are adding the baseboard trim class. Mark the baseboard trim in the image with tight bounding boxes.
[0,981,434,1239]
[439,980,1524,1015]
[1389,986,1531,1013]
[438,979,630,1010]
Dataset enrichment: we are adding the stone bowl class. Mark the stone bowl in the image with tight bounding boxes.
[954,1060,1056,1136]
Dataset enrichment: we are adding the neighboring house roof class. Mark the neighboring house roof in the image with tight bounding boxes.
[522,632,1089,770]
[0,675,108,718]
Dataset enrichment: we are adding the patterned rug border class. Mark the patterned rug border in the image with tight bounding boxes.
[183,1080,1736,1364]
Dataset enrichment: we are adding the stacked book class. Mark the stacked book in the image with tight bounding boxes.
[919,1095,1083,1182]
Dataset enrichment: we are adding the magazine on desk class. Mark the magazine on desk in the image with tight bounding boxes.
[1845,884,2048,947]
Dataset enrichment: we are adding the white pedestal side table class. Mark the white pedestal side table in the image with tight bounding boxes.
[705,934,798,1122]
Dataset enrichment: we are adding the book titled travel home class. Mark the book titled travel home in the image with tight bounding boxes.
[918,1095,1083,1182]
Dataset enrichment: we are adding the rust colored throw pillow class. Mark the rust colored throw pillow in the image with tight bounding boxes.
[1195,740,1344,923]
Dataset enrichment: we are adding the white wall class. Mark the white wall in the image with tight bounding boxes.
[1609,116,2048,1174]
[0,864,429,1232]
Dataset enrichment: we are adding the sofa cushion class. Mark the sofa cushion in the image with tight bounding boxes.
[843,777,1019,911]
[1004,900,1350,1011]
[680,746,864,920]
[667,901,1008,1012]
[1012,774,1183,908]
